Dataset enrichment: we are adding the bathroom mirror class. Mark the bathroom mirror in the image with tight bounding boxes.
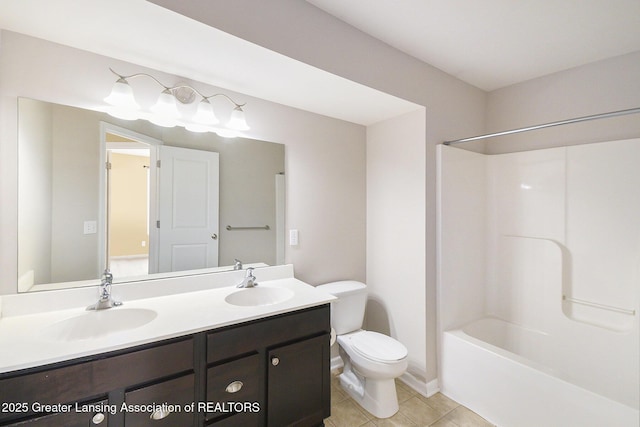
[17,98,285,292]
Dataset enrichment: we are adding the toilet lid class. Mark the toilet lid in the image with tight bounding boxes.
[350,331,408,363]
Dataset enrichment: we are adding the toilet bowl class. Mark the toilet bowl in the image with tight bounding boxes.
[317,281,408,418]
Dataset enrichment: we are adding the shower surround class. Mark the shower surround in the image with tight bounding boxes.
[437,139,639,426]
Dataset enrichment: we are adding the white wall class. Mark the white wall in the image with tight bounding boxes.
[436,145,487,332]
[366,109,427,383]
[0,31,366,294]
[49,104,103,282]
[17,98,53,288]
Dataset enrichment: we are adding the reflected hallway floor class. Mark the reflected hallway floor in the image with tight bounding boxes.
[325,373,495,427]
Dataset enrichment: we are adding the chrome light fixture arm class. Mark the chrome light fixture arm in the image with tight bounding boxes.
[108,68,245,107]
[105,68,250,133]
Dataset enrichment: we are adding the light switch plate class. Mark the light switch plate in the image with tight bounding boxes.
[289,229,299,246]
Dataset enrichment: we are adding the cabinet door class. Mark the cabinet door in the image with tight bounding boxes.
[267,334,330,427]
[124,373,195,426]
[4,400,108,427]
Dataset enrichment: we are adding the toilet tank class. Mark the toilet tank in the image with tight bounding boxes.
[317,281,367,335]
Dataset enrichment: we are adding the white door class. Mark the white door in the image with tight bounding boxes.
[157,145,219,273]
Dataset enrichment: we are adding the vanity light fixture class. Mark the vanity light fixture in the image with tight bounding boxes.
[104,68,250,136]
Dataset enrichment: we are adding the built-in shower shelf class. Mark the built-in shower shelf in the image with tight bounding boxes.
[562,295,636,316]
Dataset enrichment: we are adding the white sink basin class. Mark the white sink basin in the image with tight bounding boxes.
[225,287,294,307]
[43,308,157,341]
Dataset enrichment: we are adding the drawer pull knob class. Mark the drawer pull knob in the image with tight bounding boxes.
[150,407,172,421]
[271,356,280,366]
[92,413,105,424]
[225,380,244,393]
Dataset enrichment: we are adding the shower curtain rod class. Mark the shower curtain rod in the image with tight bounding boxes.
[443,107,640,146]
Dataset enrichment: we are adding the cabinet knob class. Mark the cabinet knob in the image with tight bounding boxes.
[150,407,172,421]
[225,380,244,393]
[271,356,280,366]
[92,413,105,424]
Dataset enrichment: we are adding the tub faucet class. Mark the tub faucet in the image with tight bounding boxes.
[87,269,123,310]
[237,267,258,288]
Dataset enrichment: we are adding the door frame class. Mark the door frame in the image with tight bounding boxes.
[99,122,161,276]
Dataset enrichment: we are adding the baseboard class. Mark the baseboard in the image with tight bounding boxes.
[331,354,440,399]
[398,372,440,398]
[425,378,440,397]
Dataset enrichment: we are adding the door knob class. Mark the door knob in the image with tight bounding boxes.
[211,233,218,240]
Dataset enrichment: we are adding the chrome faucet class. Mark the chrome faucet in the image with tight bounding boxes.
[233,259,243,270]
[87,269,123,310]
[237,267,258,288]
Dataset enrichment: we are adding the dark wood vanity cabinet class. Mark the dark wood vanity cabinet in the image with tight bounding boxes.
[205,305,331,427]
[0,399,110,427]
[0,337,195,427]
[0,304,330,427]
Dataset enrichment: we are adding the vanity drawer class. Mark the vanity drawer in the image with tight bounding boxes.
[206,305,330,363]
[0,337,193,423]
[124,373,195,426]
[206,354,261,421]
[2,399,109,427]
[207,410,261,427]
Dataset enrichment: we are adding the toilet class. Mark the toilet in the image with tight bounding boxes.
[317,280,408,418]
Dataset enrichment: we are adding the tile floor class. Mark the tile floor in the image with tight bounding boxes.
[325,373,495,427]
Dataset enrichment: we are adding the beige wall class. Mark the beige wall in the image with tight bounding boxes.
[109,152,149,257]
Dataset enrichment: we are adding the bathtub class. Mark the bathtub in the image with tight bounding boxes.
[440,317,639,427]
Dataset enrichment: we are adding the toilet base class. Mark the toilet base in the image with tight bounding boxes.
[339,370,400,419]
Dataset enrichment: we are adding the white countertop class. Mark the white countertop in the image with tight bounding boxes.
[0,271,335,374]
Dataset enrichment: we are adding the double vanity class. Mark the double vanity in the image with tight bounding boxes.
[0,265,335,426]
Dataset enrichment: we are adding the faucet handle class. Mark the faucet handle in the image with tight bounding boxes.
[234,259,243,270]
[236,267,257,288]
[102,269,113,284]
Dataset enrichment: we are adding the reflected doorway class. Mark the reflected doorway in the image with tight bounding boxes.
[100,123,160,279]
[106,136,151,277]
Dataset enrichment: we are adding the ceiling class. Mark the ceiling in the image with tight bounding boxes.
[0,0,638,125]
[306,0,640,91]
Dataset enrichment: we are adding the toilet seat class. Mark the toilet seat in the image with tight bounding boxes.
[349,331,408,363]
